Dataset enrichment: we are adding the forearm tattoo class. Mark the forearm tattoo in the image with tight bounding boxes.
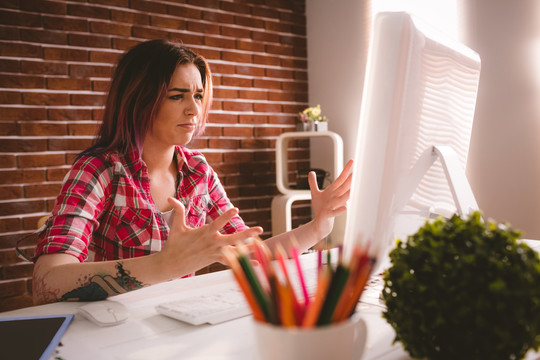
[59,263,144,302]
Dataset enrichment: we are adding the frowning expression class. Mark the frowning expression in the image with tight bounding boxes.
[146,63,204,148]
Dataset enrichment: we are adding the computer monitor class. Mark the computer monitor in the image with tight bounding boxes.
[342,12,481,270]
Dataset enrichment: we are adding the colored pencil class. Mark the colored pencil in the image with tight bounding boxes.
[222,247,265,322]
[254,241,280,325]
[276,278,296,326]
[316,263,350,326]
[288,235,310,307]
[252,241,271,293]
[332,247,364,322]
[275,244,304,325]
[228,243,374,328]
[301,266,331,328]
[236,243,274,323]
[346,256,375,317]
[290,245,310,307]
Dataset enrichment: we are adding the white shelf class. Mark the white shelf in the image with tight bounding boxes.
[275,131,343,195]
[271,131,344,236]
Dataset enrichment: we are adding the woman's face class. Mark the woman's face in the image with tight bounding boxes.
[146,63,204,149]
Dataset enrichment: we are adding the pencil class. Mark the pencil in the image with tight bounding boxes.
[266,264,281,325]
[252,241,271,293]
[332,245,374,322]
[290,245,310,307]
[275,244,303,325]
[316,263,350,326]
[222,247,265,322]
[257,242,281,324]
[345,256,375,318]
[236,242,275,323]
[255,241,281,325]
[276,278,296,327]
[340,249,374,320]
[301,266,331,328]
[332,246,362,322]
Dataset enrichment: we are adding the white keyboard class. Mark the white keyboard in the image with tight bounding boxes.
[154,249,359,326]
[156,286,252,325]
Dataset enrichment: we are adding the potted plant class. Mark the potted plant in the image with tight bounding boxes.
[297,104,328,131]
[382,211,540,360]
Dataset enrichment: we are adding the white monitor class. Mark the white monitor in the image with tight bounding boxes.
[343,12,481,269]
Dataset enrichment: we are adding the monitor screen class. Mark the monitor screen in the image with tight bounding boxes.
[343,12,481,270]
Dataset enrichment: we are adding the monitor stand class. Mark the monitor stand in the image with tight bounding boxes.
[393,145,479,219]
[372,145,480,274]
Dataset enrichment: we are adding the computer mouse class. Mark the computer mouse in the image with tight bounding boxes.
[78,300,129,327]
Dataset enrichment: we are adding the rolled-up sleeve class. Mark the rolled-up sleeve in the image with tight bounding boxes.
[35,156,111,262]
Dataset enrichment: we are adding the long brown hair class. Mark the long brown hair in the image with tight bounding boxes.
[79,40,213,158]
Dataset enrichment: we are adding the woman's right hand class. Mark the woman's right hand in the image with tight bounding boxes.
[158,197,263,278]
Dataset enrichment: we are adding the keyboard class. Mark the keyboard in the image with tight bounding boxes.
[155,256,321,326]
[154,249,384,326]
[156,286,251,325]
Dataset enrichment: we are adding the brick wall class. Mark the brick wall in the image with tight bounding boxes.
[0,0,311,312]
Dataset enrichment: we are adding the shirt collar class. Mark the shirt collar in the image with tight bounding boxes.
[124,148,144,175]
[124,146,193,178]
[175,146,195,175]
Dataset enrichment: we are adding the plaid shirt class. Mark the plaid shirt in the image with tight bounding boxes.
[35,146,247,262]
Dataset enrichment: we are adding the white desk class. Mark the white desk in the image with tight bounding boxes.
[0,253,408,360]
[2,244,540,360]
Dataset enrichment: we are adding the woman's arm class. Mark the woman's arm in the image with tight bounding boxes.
[33,252,158,305]
[264,159,354,255]
[33,202,263,305]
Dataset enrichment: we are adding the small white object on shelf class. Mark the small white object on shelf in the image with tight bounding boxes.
[296,121,328,132]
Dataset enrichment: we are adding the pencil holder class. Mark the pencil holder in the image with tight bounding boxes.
[253,315,367,360]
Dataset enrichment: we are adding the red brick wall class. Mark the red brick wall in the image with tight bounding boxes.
[0,0,311,311]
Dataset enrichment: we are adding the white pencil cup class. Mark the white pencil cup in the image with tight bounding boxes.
[253,315,367,360]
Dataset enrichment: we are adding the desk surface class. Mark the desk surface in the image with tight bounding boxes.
[3,243,540,360]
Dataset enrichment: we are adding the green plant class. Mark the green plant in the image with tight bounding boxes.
[382,211,540,360]
[298,104,328,123]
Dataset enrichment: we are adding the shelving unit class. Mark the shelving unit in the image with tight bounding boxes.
[271,131,344,236]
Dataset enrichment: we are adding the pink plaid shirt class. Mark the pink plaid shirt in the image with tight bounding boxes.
[35,146,247,262]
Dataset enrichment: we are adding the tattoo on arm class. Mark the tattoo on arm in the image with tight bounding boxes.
[59,263,144,302]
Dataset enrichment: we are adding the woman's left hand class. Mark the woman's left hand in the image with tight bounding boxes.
[308,159,353,239]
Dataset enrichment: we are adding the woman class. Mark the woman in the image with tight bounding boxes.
[32,40,353,305]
